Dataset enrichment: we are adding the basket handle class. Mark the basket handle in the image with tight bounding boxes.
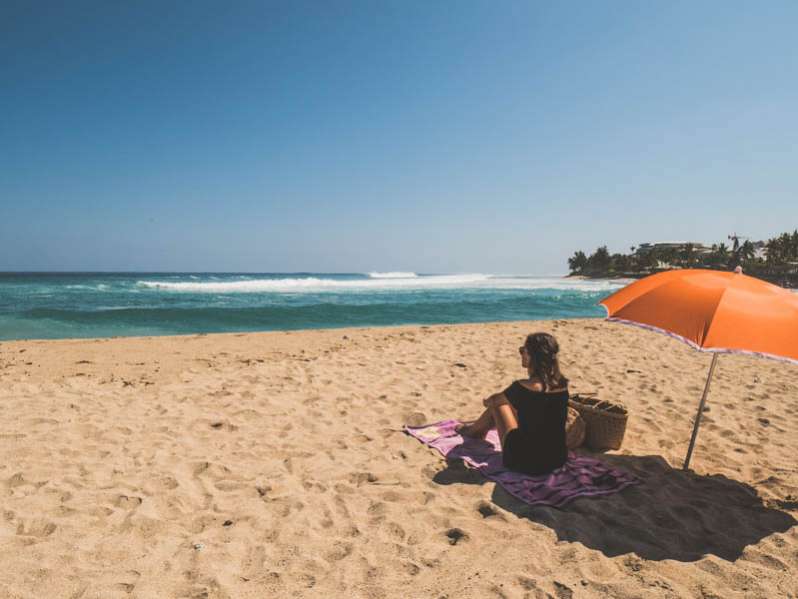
[571,394,627,413]
[593,399,626,412]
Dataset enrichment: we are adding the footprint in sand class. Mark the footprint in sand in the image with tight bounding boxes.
[367,501,387,522]
[476,501,501,519]
[349,472,378,486]
[143,475,179,493]
[16,518,57,537]
[192,461,231,478]
[553,580,575,598]
[114,495,143,509]
[323,541,353,562]
[445,528,468,545]
[209,420,238,431]
[405,412,427,427]
[297,573,316,588]
[114,571,141,594]
[384,521,406,541]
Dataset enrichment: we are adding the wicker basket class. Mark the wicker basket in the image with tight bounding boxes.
[569,393,628,450]
[565,406,586,449]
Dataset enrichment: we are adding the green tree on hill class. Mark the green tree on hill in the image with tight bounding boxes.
[738,240,756,266]
[612,253,634,273]
[586,246,611,274]
[766,231,798,265]
[637,251,658,271]
[679,243,696,267]
[567,230,796,287]
[567,251,588,274]
[708,243,729,268]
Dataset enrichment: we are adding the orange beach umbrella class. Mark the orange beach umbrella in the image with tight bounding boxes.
[599,268,798,469]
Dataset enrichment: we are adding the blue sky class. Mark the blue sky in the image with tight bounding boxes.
[2,1,796,273]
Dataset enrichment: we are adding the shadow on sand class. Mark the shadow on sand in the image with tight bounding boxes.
[432,453,796,562]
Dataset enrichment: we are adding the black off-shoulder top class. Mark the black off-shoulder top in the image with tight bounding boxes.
[501,381,569,475]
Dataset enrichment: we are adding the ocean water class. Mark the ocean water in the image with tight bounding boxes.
[0,272,626,341]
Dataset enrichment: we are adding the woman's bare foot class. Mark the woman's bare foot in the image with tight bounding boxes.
[455,422,489,439]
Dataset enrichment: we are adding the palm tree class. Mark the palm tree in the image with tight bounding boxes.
[613,253,633,273]
[639,251,658,271]
[766,236,785,267]
[712,243,729,268]
[679,243,696,267]
[728,234,741,255]
[658,247,678,268]
[587,246,611,274]
[568,251,588,274]
[739,240,756,263]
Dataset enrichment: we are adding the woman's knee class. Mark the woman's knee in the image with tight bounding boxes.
[491,403,518,434]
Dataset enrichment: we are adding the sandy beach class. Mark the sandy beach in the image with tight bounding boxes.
[0,319,796,599]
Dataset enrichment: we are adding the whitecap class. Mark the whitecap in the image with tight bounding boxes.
[367,271,418,279]
[65,284,111,291]
[136,274,626,294]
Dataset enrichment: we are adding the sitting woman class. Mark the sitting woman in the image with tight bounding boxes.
[457,332,569,475]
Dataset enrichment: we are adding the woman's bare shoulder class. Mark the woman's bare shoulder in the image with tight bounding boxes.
[516,378,545,392]
[516,378,568,393]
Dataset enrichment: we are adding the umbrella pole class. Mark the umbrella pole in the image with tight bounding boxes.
[683,353,719,470]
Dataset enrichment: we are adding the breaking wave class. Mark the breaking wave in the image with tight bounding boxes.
[136,274,625,294]
[367,272,418,279]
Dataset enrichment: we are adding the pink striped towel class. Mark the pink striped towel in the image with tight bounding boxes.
[405,419,638,508]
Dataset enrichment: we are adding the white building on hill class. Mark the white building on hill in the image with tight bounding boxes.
[634,241,713,256]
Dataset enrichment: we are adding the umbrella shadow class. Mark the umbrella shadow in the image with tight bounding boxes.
[432,452,796,562]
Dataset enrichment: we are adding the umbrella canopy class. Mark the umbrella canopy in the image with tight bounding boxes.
[600,268,798,363]
[599,268,798,469]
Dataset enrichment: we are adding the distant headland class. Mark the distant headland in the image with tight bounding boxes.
[567,231,798,288]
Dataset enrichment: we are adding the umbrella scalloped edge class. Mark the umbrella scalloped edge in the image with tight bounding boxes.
[604,316,798,367]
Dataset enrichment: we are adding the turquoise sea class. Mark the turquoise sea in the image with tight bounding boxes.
[0,272,626,341]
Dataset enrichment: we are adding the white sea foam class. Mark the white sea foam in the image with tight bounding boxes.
[367,271,418,279]
[136,274,626,294]
[65,284,111,291]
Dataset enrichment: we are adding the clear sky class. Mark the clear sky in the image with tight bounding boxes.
[2,1,796,273]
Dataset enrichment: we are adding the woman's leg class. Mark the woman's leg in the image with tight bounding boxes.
[459,398,520,441]
[490,402,519,449]
[457,407,494,439]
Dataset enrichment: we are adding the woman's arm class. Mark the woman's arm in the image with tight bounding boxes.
[483,392,509,409]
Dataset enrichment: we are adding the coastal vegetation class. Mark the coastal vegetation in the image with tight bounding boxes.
[568,230,798,288]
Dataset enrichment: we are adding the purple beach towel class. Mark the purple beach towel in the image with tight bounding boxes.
[405,419,638,508]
